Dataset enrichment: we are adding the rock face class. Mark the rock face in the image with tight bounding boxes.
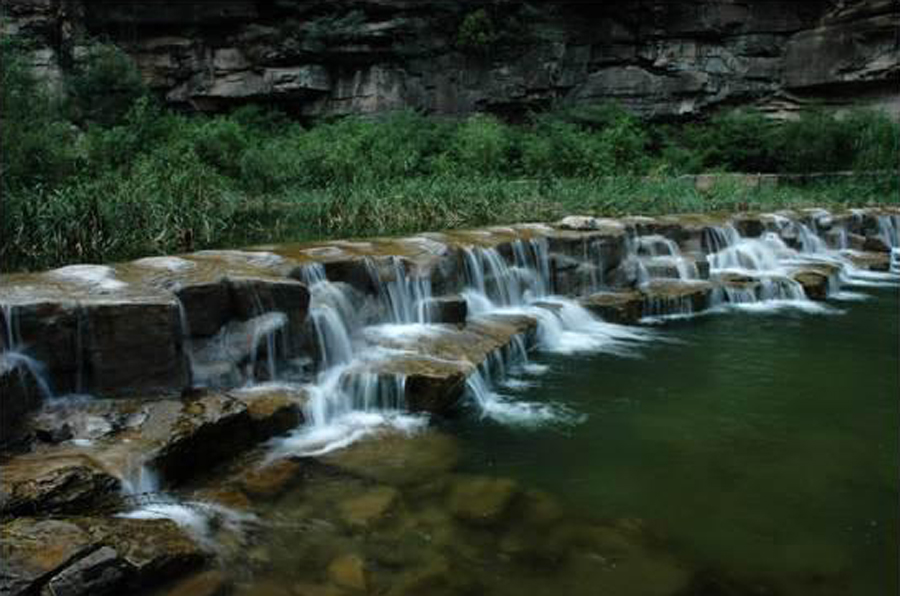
[3,0,897,119]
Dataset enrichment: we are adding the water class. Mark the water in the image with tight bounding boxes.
[452,285,899,595]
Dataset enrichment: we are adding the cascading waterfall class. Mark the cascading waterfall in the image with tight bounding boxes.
[635,235,700,281]
[0,304,54,399]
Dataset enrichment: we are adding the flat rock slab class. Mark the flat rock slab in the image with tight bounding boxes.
[0,453,121,517]
[358,314,538,414]
[639,280,714,318]
[842,250,891,272]
[0,389,306,516]
[581,291,644,325]
[0,516,207,596]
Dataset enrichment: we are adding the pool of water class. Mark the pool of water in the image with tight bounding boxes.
[219,287,897,596]
[452,286,899,595]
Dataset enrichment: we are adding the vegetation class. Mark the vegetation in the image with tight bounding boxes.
[1,37,897,272]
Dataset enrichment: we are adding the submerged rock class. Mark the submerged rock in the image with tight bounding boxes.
[327,553,367,592]
[338,485,399,529]
[448,475,520,526]
[322,431,460,488]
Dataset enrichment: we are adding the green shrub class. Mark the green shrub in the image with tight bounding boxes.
[446,114,513,176]
[457,8,499,54]
[0,34,77,191]
[67,42,147,127]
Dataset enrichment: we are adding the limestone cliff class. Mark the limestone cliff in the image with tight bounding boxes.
[2,0,897,119]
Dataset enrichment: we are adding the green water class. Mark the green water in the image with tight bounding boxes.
[228,288,897,596]
[452,287,899,595]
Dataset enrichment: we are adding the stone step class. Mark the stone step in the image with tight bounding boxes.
[352,314,539,415]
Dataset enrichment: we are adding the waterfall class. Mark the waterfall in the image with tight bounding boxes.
[633,235,699,282]
[703,225,741,254]
[368,257,433,324]
[0,304,54,399]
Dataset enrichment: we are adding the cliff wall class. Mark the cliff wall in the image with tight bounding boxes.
[2,0,897,119]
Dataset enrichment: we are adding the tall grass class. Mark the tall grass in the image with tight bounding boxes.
[1,37,897,272]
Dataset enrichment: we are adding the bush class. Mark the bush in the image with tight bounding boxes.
[0,35,77,191]
[457,8,499,54]
[67,42,147,127]
[446,114,513,176]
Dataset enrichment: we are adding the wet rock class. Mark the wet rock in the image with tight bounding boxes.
[230,387,306,440]
[327,554,367,592]
[190,312,289,387]
[547,231,627,278]
[34,421,75,444]
[422,296,468,325]
[175,281,233,338]
[81,300,189,397]
[581,292,643,325]
[519,488,565,528]
[791,270,831,301]
[0,519,93,596]
[732,216,765,238]
[386,555,460,596]
[862,236,891,253]
[0,454,121,516]
[555,216,626,234]
[639,280,714,317]
[448,475,519,526]
[150,393,256,485]
[842,250,890,272]
[238,459,303,500]
[40,546,128,596]
[846,232,867,251]
[338,485,399,529]
[292,581,346,596]
[0,517,206,596]
[322,431,460,487]
[160,569,230,596]
[362,357,468,415]
[0,354,45,446]
[0,292,189,398]
[363,314,537,415]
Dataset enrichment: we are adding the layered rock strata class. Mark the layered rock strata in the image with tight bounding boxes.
[3,0,897,118]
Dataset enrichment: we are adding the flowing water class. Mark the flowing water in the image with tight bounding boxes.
[205,217,898,596]
[5,209,899,596]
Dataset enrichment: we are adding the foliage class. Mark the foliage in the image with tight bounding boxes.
[67,42,147,127]
[1,35,897,272]
[457,8,499,54]
[0,34,76,191]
